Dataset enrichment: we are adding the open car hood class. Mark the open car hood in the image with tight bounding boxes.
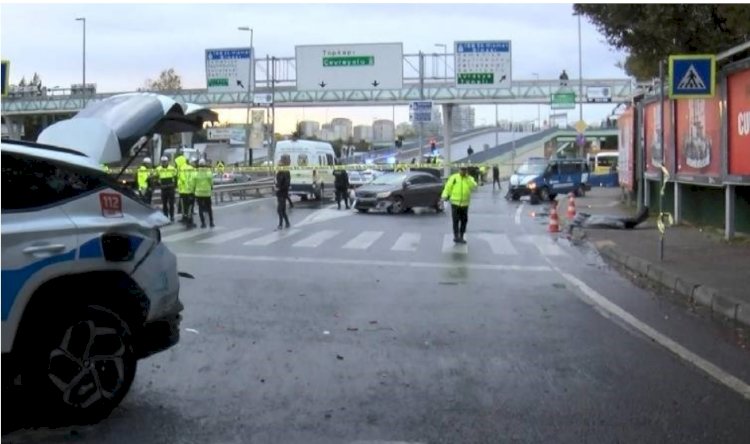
[37,93,218,164]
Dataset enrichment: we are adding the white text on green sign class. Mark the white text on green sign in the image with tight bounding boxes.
[323,56,375,67]
[457,73,495,85]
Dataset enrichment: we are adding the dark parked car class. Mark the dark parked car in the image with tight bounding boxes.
[354,172,445,214]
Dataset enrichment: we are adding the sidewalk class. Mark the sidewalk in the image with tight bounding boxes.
[569,187,750,327]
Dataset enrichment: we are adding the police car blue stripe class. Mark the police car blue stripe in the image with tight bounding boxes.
[79,237,103,259]
[1,249,76,321]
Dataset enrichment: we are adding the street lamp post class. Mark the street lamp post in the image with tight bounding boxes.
[577,13,584,157]
[532,72,541,130]
[238,26,254,166]
[75,17,86,103]
[434,43,447,80]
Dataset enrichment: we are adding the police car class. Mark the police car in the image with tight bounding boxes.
[0,93,209,423]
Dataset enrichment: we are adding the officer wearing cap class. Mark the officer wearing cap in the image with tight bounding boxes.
[178,158,197,228]
[155,156,177,221]
[137,157,155,204]
[194,158,215,228]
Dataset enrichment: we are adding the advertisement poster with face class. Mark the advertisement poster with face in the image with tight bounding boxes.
[676,97,721,177]
[644,100,674,174]
[728,69,750,176]
[618,107,634,190]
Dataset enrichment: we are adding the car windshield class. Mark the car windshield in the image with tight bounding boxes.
[348,172,362,179]
[370,173,406,185]
[516,162,547,175]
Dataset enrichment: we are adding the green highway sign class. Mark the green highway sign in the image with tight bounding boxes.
[550,91,576,110]
[323,56,375,67]
[207,78,229,87]
[457,72,495,85]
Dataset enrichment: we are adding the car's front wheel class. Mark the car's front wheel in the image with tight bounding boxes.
[388,196,405,214]
[23,305,137,424]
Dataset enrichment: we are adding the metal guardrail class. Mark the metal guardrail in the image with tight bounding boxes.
[212,178,275,204]
[148,178,276,206]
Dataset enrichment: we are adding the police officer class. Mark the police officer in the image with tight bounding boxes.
[178,158,197,227]
[156,156,177,221]
[492,164,501,191]
[275,157,291,230]
[174,149,187,214]
[194,159,215,228]
[333,166,350,210]
[442,166,478,244]
[137,157,155,204]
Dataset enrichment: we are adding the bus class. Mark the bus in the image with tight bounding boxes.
[590,151,619,174]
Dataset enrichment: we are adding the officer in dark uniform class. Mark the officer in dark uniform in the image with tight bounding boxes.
[333,166,350,210]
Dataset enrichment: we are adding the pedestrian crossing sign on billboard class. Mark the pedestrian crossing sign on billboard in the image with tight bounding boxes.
[668,54,716,99]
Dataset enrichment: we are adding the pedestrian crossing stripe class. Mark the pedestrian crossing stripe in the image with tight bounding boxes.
[163,227,570,258]
[676,64,706,90]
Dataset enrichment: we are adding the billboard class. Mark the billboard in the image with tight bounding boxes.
[207,127,246,145]
[586,86,612,103]
[728,68,750,176]
[1,60,8,97]
[643,100,674,176]
[675,97,721,179]
[454,40,512,89]
[205,47,252,93]
[617,107,635,191]
[295,43,403,91]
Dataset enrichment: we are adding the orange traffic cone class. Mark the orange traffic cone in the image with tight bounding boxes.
[548,201,560,233]
[567,192,577,220]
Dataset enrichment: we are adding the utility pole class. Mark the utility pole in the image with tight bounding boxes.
[238,27,254,166]
[75,17,86,104]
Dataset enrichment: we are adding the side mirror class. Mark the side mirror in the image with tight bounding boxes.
[403,182,410,189]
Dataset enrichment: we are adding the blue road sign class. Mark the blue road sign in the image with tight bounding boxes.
[668,55,716,99]
[409,100,433,123]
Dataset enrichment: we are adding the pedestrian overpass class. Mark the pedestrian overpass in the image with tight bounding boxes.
[2,54,634,115]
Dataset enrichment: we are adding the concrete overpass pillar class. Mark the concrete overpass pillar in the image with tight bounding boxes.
[4,117,23,140]
[180,132,193,148]
[442,103,454,178]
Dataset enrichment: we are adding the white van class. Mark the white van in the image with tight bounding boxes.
[274,139,336,200]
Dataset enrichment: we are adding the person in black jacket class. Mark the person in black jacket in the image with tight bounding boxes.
[333,166,350,210]
[275,156,291,230]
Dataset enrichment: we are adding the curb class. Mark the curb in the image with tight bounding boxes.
[596,244,749,328]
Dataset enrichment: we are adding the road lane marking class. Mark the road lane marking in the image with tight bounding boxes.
[177,253,550,272]
[558,271,750,401]
[293,230,340,248]
[296,208,354,227]
[343,231,383,250]
[442,234,468,254]
[476,233,518,255]
[198,227,262,244]
[391,232,421,252]
[515,203,524,225]
[522,234,566,256]
[243,229,301,246]
[214,197,274,210]
[162,227,224,242]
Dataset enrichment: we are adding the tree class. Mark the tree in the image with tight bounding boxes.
[141,68,182,91]
[330,138,344,158]
[574,4,750,80]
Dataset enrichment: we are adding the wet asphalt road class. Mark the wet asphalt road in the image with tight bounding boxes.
[4,186,750,443]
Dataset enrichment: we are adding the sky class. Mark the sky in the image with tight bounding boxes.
[1,1,629,133]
